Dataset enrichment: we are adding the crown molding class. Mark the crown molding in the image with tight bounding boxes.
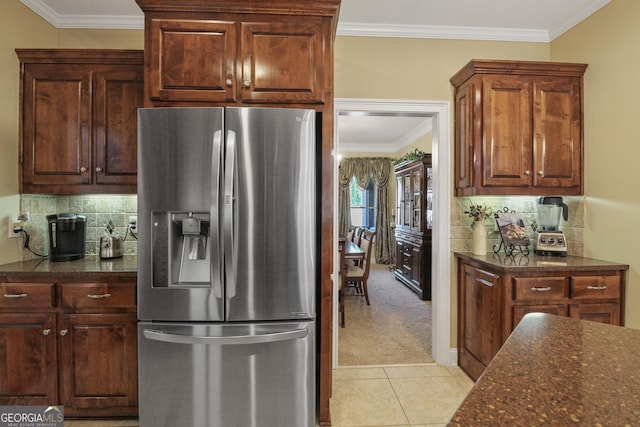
[21,0,610,38]
[336,23,550,43]
[20,0,144,29]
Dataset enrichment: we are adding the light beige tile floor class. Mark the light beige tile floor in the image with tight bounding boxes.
[330,363,473,427]
[61,363,473,427]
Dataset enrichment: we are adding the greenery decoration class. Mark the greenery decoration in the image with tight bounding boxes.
[392,148,426,165]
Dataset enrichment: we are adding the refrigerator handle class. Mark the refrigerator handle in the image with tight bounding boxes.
[143,328,308,345]
[224,130,237,298]
[211,130,223,298]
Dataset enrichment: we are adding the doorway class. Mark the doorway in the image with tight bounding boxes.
[333,98,452,367]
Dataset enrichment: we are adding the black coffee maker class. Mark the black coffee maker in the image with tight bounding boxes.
[47,213,86,262]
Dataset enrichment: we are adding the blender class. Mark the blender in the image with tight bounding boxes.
[535,196,568,256]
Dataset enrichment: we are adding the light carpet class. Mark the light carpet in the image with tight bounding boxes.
[338,264,433,365]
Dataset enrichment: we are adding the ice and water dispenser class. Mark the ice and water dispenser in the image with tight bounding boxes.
[152,212,211,287]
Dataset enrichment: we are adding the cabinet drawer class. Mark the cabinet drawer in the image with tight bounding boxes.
[0,283,54,308]
[61,283,136,309]
[513,277,566,301]
[570,276,620,300]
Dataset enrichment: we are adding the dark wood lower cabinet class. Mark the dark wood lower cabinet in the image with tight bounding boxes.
[0,280,137,417]
[59,313,138,417]
[0,313,57,405]
[394,231,431,300]
[456,253,628,381]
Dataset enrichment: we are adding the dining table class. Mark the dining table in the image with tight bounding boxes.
[343,239,365,261]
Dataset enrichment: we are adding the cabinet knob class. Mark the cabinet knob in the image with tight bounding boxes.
[95,167,103,172]
[524,170,531,176]
[225,78,233,87]
[80,167,88,172]
[60,329,68,336]
[243,80,250,88]
[42,329,51,336]
[537,171,544,176]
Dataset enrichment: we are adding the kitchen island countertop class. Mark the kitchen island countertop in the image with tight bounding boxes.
[0,255,136,279]
[448,313,640,426]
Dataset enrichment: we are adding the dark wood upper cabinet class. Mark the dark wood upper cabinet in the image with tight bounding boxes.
[16,49,143,195]
[137,0,337,107]
[146,17,325,104]
[450,59,587,196]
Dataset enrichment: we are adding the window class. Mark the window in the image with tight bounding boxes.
[349,176,376,228]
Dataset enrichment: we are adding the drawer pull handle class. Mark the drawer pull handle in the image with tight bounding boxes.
[87,293,111,299]
[531,287,552,292]
[43,329,51,336]
[586,285,607,291]
[4,293,27,298]
[60,329,68,336]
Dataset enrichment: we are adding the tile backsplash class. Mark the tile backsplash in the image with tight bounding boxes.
[451,195,584,256]
[20,194,138,260]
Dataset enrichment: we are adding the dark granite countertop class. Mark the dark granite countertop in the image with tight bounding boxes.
[0,255,137,279]
[455,251,629,273]
[448,313,640,426]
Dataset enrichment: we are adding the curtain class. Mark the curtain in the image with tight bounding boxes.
[337,161,353,238]
[371,158,393,264]
[337,157,394,264]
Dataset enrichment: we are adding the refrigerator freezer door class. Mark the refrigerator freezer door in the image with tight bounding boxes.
[138,321,315,427]
[224,107,316,321]
[138,107,225,322]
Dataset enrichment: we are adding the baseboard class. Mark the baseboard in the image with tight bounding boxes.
[448,347,458,366]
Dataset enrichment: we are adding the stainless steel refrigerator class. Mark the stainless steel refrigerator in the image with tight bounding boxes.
[137,107,316,427]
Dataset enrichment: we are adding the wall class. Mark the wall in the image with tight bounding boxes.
[550,0,640,329]
[0,0,143,264]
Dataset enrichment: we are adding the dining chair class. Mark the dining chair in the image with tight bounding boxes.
[346,235,374,305]
[361,229,375,243]
[338,239,347,327]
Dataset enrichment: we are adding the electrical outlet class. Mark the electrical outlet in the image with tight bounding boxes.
[128,216,138,233]
[7,218,22,239]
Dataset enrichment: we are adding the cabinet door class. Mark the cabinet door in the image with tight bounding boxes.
[94,69,144,189]
[532,77,582,189]
[58,313,138,416]
[411,169,422,232]
[0,313,57,405]
[396,175,405,228]
[148,18,237,102]
[410,244,422,288]
[454,79,475,192]
[482,76,533,188]
[21,65,92,191]
[569,303,620,325]
[402,174,412,229]
[461,265,502,366]
[240,18,325,103]
[395,240,404,276]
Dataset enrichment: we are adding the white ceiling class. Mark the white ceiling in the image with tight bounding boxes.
[18,0,611,154]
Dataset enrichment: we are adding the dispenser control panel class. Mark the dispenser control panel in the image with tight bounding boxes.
[535,231,568,256]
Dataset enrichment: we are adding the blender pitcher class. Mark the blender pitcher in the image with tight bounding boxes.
[538,196,569,231]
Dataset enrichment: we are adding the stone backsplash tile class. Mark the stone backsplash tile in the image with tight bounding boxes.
[452,195,585,257]
[20,194,138,261]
